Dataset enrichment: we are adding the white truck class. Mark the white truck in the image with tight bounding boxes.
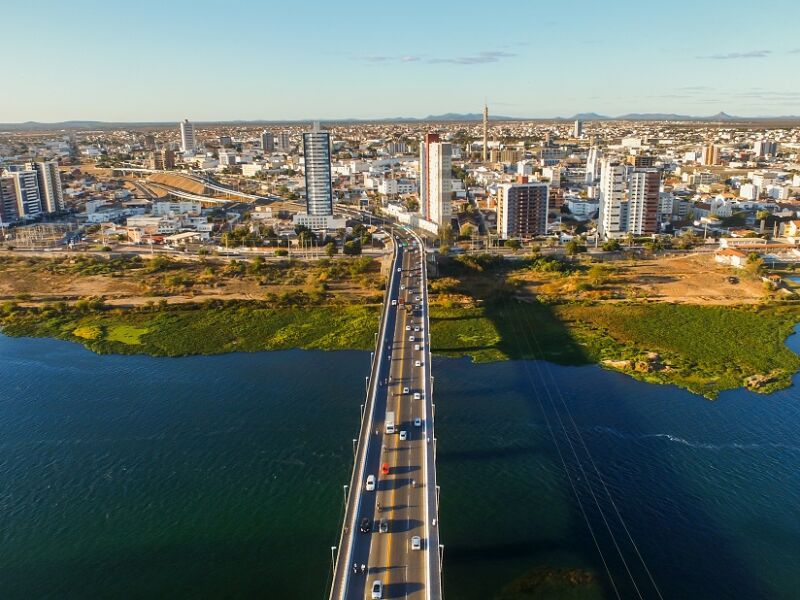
[385,411,396,434]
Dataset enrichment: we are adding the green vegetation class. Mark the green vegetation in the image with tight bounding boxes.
[0,301,380,357]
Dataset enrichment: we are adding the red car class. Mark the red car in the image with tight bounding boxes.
[381,463,390,476]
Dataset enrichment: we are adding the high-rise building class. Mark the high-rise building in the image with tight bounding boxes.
[701,143,720,166]
[143,134,156,150]
[219,135,232,147]
[585,146,602,184]
[180,119,197,154]
[754,139,778,157]
[0,177,18,224]
[161,148,176,169]
[218,149,237,167]
[627,168,660,234]
[302,122,333,217]
[6,170,42,219]
[419,133,452,226]
[482,102,489,162]
[28,161,64,213]
[497,177,549,239]
[574,120,583,138]
[598,159,625,239]
[277,131,291,152]
[149,151,164,170]
[261,130,275,152]
[627,154,656,168]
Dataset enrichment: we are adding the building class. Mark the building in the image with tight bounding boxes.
[574,120,582,138]
[302,122,333,217]
[627,154,656,168]
[598,159,625,238]
[277,131,291,152]
[482,103,489,162]
[219,135,232,147]
[180,119,197,154]
[419,133,452,226]
[627,168,660,234]
[701,143,720,166]
[754,139,778,157]
[149,151,163,170]
[585,146,602,184]
[218,149,237,167]
[29,161,64,213]
[497,177,549,239]
[0,177,18,223]
[4,170,42,219]
[261,130,275,152]
[161,148,176,169]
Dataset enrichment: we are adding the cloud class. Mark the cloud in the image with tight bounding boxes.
[697,50,771,59]
[789,48,800,54]
[427,51,516,65]
[352,50,516,66]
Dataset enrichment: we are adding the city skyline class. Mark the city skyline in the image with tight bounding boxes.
[2,0,800,122]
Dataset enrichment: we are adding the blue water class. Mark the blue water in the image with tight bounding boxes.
[1,333,799,599]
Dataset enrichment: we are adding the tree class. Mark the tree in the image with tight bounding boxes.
[459,223,475,239]
[564,239,586,256]
[343,240,362,255]
[325,241,337,257]
[602,239,621,252]
[506,239,521,251]
[275,248,289,257]
[746,252,764,274]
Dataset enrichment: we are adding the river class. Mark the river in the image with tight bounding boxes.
[1,332,799,599]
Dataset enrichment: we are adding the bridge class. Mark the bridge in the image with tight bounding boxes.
[330,226,442,600]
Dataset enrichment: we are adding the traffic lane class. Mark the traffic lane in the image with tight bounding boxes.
[346,247,404,597]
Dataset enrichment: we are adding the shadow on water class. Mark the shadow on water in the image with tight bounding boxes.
[496,299,766,598]
[433,266,771,599]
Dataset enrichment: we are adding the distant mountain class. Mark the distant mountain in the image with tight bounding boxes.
[566,112,611,121]
[4,112,800,131]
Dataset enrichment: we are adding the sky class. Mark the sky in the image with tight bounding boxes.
[2,0,799,122]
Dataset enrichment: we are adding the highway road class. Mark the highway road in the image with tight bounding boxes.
[331,229,441,600]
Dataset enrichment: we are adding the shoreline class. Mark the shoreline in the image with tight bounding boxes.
[2,298,799,398]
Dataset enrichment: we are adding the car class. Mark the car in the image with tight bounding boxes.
[409,336,415,342]
[371,580,383,599]
[391,299,397,306]
[381,462,390,475]
[400,285,405,290]
[397,267,401,272]
[415,360,422,367]
[366,474,376,491]
[405,325,411,331]
[415,296,420,301]
[359,517,372,533]
[403,386,409,394]
[414,326,420,332]
[413,392,421,400]
[399,430,407,441]
[411,535,422,550]
[379,518,389,533]
[414,344,420,351]
[414,417,422,427]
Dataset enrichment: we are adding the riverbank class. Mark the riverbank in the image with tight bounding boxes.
[0,300,380,356]
[2,297,799,397]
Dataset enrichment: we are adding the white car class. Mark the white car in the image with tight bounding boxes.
[413,392,421,400]
[403,386,409,394]
[409,336,415,342]
[414,344,420,351]
[414,327,420,332]
[405,325,411,331]
[391,299,397,306]
[411,536,422,551]
[414,417,422,427]
[400,285,405,290]
[366,475,376,491]
[415,296,420,301]
[399,430,407,441]
[415,360,422,367]
[371,580,383,599]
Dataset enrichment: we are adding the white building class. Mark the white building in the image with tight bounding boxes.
[180,119,197,154]
[598,159,625,238]
[585,146,602,184]
[419,133,452,226]
[261,131,275,152]
[218,149,237,167]
[28,161,64,213]
[152,200,201,216]
[302,122,333,217]
[5,170,41,219]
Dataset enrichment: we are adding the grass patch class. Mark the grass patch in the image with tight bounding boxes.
[0,301,380,357]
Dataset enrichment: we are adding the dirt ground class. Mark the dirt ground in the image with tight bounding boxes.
[611,253,764,304]
[518,252,766,304]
